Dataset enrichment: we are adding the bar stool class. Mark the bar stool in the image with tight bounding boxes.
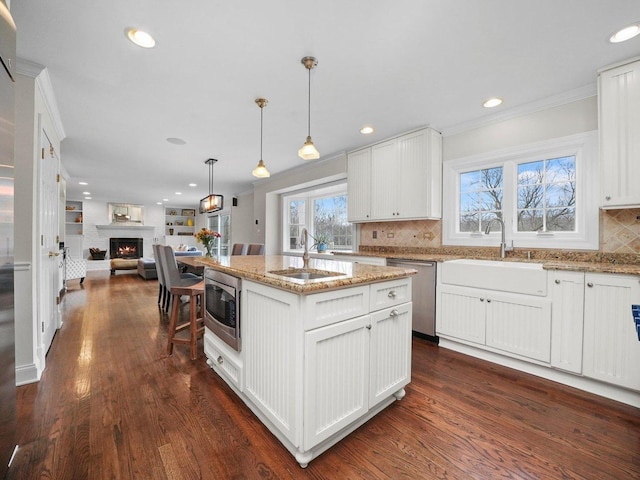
[166,280,205,360]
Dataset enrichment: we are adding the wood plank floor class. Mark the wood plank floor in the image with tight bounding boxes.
[7,271,640,479]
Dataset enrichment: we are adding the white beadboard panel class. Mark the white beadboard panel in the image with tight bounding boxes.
[243,287,298,445]
[437,285,486,344]
[304,315,370,449]
[303,286,369,331]
[485,295,552,363]
[369,278,411,311]
[369,303,412,408]
[583,274,640,391]
[550,271,585,374]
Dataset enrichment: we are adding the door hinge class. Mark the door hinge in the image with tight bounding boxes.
[41,235,44,246]
[57,174,60,183]
[41,148,45,159]
[56,296,60,305]
[56,235,60,244]
[41,322,44,333]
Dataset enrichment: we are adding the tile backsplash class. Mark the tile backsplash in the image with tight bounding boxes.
[359,209,640,255]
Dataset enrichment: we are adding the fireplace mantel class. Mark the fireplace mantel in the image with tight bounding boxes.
[96,224,155,231]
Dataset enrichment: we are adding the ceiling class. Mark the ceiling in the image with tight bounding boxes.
[11,1,640,208]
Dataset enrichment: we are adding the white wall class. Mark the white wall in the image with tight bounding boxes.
[230,192,255,246]
[443,96,598,161]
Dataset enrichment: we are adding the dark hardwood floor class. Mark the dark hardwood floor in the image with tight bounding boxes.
[7,271,640,479]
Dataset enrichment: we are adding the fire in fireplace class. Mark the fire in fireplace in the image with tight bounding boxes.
[109,238,143,259]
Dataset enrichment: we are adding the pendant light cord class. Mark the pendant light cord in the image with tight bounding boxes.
[260,105,264,159]
[307,67,311,137]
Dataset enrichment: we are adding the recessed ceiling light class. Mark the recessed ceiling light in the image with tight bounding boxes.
[166,137,186,145]
[82,191,90,195]
[163,198,169,202]
[189,183,197,187]
[126,28,156,48]
[157,202,163,205]
[175,192,182,195]
[84,197,92,200]
[78,181,88,185]
[609,23,640,43]
[483,97,503,108]
[360,126,374,135]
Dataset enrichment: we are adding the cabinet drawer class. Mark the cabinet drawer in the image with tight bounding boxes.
[304,285,370,331]
[370,278,412,311]
[204,329,243,391]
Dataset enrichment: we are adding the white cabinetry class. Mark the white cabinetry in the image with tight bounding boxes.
[438,284,551,362]
[211,277,412,467]
[598,57,640,209]
[549,271,585,374]
[582,273,640,391]
[347,127,442,222]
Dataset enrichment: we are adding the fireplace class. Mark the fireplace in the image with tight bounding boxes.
[109,238,143,259]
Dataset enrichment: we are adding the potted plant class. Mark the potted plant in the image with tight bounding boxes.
[311,233,332,253]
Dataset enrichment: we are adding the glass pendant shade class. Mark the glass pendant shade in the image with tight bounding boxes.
[252,159,270,178]
[199,158,224,213]
[298,136,320,160]
[252,98,271,178]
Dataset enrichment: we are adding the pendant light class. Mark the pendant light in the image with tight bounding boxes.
[199,158,224,213]
[252,98,271,178]
[298,56,320,160]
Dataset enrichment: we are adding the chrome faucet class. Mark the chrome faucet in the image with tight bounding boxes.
[300,227,310,268]
[484,218,512,258]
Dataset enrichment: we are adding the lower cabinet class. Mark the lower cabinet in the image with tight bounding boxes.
[550,271,585,374]
[438,284,551,362]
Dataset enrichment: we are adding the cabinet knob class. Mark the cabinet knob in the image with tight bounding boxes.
[605,195,611,201]
[388,291,396,298]
[555,279,561,284]
[390,309,399,317]
[366,324,372,330]
[480,298,484,302]
[487,299,492,303]
[587,282,594,288]
[217,355,224,364]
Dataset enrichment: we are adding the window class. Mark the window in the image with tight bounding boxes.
[443,132,598,250]
[283,182,354,252]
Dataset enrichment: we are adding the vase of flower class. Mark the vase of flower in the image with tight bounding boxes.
[195,228,221,259]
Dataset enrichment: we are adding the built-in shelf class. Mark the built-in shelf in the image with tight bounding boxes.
[96,224,155,230]
[65,200,83,236]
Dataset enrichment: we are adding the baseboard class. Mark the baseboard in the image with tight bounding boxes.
[15,362,42,386]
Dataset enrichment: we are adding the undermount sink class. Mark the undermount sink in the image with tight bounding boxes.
[441,259,547,296]
[269,268,346,281]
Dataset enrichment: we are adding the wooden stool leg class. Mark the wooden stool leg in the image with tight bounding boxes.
[167,293,180,356]
[189,292,201,360]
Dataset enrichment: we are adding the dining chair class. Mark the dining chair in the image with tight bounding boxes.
[152,244,168,310]
[231,243,247,255]
[158,245,201,313]
[246,243,265,255]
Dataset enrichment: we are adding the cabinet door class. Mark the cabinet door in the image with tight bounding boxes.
[437,285,486,344]
[304,315,370,449]
[369,303,412,408]
[599,60,640,208]
[347,148,372,222]
[583,273,640,391]
[370,140,399,220]
[397,129,442,219]
[485,292,552,363]
[550,271,585,374]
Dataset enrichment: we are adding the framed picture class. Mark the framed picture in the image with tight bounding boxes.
[181,209,195,217]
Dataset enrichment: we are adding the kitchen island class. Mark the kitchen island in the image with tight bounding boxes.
[196,255,416,467]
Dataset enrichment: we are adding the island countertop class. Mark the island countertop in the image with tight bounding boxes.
[192,255,416,294]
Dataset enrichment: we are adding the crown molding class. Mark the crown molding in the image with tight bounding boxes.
[441,84,597,137]
[16,58,66,141]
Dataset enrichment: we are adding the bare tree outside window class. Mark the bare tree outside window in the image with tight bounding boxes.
[459,167,503,232]
[517,156,575,232]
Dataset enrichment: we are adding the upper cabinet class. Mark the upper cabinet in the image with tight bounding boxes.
[598,57,640,209]
[65,200,83,236]
[347,127,442,223]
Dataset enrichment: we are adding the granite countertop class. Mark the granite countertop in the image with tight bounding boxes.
[193,255,417,294]
[332,249,640,276]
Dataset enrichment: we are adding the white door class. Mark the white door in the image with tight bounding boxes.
[38,127,60,356]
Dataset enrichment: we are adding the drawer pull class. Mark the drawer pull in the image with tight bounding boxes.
[387,291,396,299]
[480,298,485,302]
[487,299,492,303]
[366,324,372,330]
[587,282,594,288]
[555,279,561,284]
[217,355,224,364]
[390,309,399,317]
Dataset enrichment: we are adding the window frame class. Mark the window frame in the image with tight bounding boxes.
[442,131,599,250]
[281,181,355,254]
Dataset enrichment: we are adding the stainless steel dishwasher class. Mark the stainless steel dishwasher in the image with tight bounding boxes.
[386,259,437,343]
